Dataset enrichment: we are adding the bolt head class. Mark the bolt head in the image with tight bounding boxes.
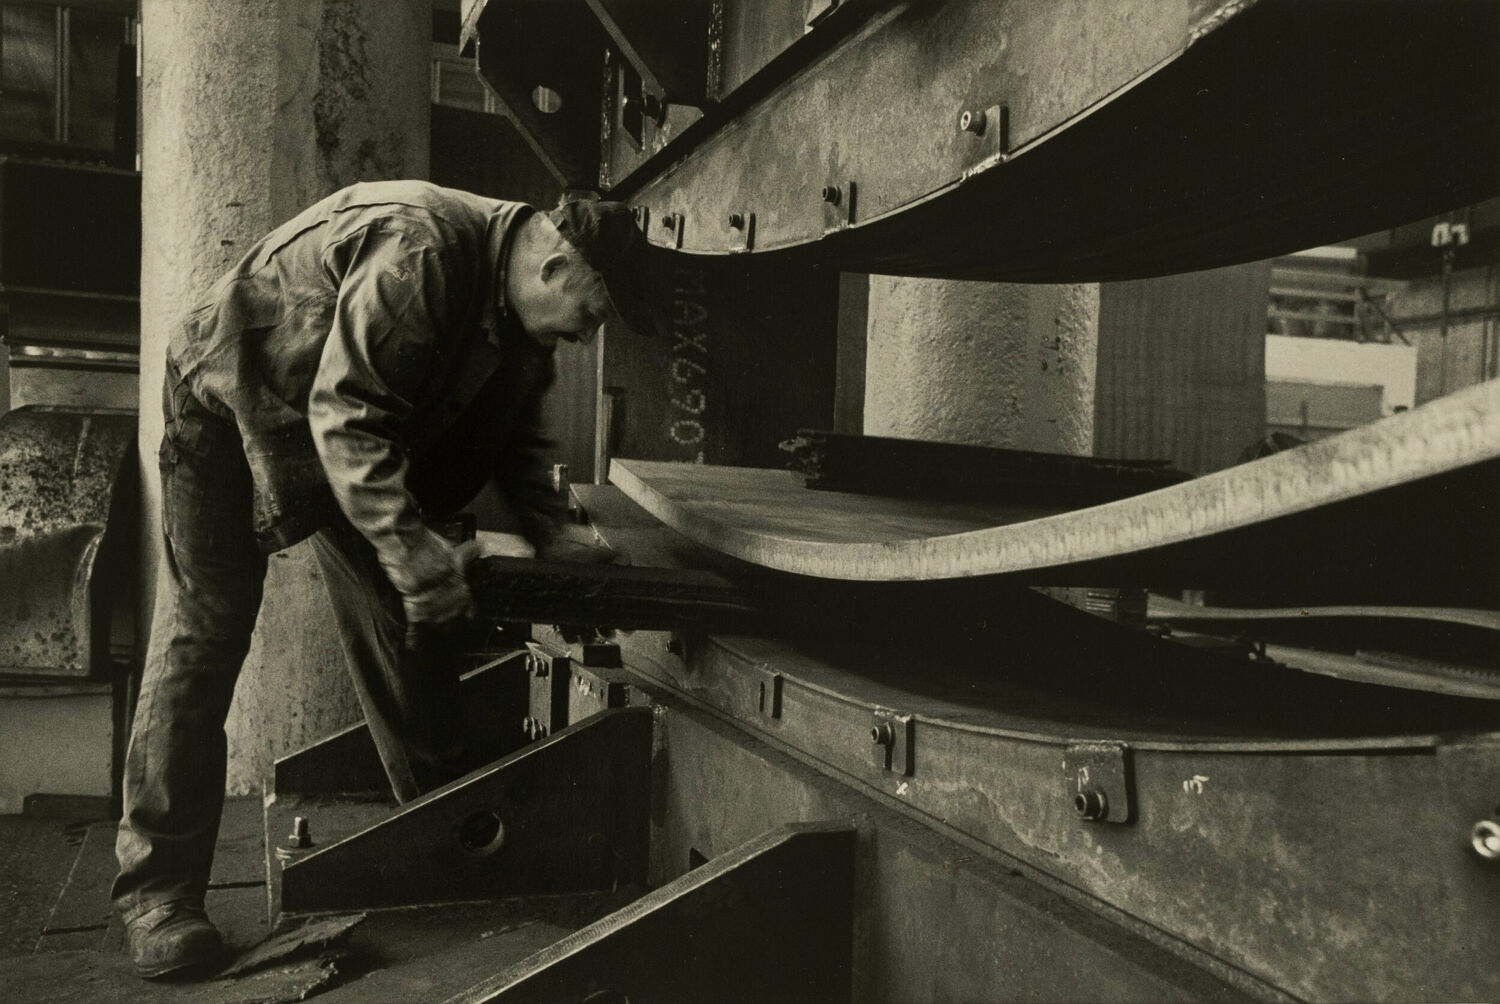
[871,722,895,746]
[285,816,312,848]
[728,212,745,229]
[1074,789,1108,821]
[960,108,987,135]
[821,185,841,205]
[1474,819,1500,860]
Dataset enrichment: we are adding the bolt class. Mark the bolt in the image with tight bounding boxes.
[661,213,680,230]
[728,212,745,229]
[959,108,987,135]
[821,185,841,205]
[871,722,895,746]
[274,816,314,864]
[1474,819,1500,860]
[522,715,534,734]
[1074,789,1109,822]
[284,816,312,848]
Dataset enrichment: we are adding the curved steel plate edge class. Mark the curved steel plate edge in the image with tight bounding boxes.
[609,379,1500,582]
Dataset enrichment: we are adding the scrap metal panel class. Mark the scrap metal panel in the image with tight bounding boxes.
[0,406,136,678]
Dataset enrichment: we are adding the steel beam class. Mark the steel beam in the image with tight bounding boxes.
[469,0,607,187]
[450,821,856,1004]
[597,629,1500,1002]
[583,0,711,106]
[279,707,652,914]
[602,682,1257,1002]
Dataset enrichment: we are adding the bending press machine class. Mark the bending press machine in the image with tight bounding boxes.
[258,2,1500,1001]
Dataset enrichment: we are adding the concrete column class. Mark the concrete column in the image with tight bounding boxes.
[140,0,430,793]
[864,277,1098,455]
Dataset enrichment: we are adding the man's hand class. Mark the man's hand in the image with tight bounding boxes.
[398,538,480,649]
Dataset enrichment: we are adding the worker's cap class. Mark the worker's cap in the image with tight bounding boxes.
[549,199,668,337]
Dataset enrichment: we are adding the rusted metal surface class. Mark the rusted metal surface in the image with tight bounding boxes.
[278,708,652,915]
[451,821,856,1004]
[609,378,1500,602]
[0,407,137,678]
[602,629,1500,1002]
[596,0,1499,281]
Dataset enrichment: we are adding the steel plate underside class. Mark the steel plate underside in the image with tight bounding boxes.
[613,0,1500,281]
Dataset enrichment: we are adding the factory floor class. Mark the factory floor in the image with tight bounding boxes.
[0,797,615,1002]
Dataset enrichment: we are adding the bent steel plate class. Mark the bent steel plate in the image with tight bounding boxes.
[1148,595,1500,634]
[1148,595,1500,696]
[611,0,1499,281]
[609,379,1500,602]
[0,407,137,677]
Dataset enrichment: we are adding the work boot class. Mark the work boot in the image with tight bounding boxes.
[124,900,223,979]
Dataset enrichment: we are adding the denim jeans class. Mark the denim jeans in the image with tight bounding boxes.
[113,379,467,922]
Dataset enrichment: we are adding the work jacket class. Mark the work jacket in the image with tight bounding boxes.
[168,180,563,597]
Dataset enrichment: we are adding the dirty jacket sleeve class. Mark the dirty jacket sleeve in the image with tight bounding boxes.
[307,222,459,598]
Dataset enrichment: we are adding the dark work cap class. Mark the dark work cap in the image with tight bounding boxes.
[548,199,668,337]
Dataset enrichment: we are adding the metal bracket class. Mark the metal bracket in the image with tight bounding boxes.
[524,645,571,742]
[958,103,1008,151]
[279,707,653,915]
[756,670,783,720]
[728,210,756,252]
[871,709,914,776]
[821,181,856,233]
[570,661,633,723]
[660,211,685,248]
[1063,742,1134,824]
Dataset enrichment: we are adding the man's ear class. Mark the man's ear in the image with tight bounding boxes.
[539,251,571,284]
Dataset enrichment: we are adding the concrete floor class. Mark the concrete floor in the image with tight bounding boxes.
[0,797,601,1002]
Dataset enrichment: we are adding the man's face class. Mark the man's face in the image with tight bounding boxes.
[528,256,612,348]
